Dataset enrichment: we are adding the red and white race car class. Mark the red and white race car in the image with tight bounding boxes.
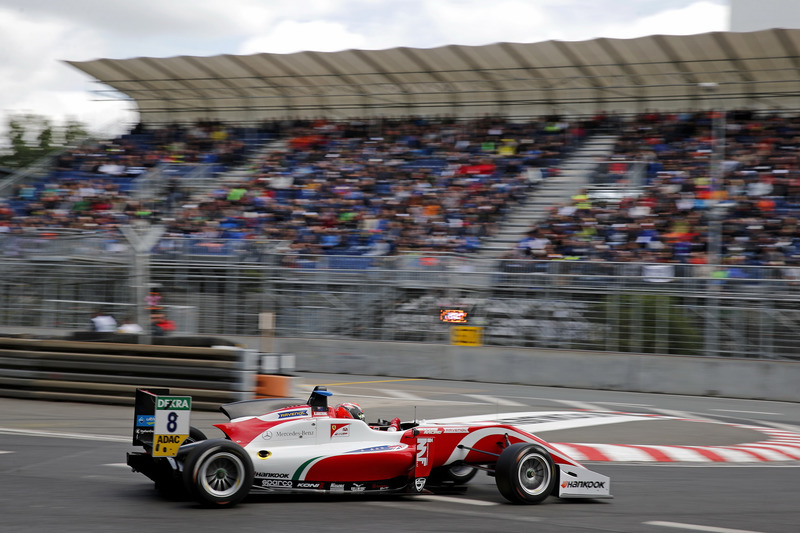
[127,386,611,507]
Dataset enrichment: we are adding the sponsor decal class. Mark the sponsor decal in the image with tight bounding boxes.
[152,433,188,456]
[561,481,606,489]
[136,415,155,427]
[440,309,467,323]
[156,397,190,410]
[261,479,292,488]
[155,434,184,444]
[296,482,323,489]
[416,438,433,466]
[414,478,427,492]
[346,445,405,454]
[263,428,316,440]
[255,472,289,479]
[134,428,153,440]
[443,427,470,434]
[369,484,390,491]
[419,428,442,435]
[278,409,309,419]
[351,483,366,493]
[330,423,351,438]
[330,483,346,492]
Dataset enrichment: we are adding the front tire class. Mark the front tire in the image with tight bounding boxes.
[495,443,556,504]
[182,440,254,507]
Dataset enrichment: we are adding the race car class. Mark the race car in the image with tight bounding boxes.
[127,386,611,507]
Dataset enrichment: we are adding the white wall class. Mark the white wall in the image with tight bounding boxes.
[731,0,800,31]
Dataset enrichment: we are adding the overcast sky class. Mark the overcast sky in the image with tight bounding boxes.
[0,0,728,137]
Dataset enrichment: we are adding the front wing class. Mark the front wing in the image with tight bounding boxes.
[557,465,612,498]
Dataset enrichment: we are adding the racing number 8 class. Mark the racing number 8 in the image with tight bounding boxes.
[167,412,178,432]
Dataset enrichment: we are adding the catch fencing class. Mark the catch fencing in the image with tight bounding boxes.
[2,231,800,360]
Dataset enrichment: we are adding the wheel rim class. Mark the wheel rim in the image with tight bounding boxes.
[449,464,474,477]
[517,452,550,496]
[198,452,246,498]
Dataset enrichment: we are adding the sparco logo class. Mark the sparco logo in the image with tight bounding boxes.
[262,479,292,488]
[561,481,606,489]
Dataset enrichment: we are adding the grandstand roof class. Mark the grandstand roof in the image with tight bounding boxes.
[66,28,800,125]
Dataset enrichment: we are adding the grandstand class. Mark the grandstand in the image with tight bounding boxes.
[3,29,800,360]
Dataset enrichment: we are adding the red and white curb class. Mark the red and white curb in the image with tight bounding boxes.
[427,410,800,463]
[555,423,800,463]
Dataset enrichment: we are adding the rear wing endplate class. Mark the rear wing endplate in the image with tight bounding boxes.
[133,388,192,457]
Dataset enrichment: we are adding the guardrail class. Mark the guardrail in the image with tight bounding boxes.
[0,335,261,410]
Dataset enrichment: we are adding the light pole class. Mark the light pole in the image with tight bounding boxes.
[121,223,165,344]
[699,82,724,357]
[699,83,725,267]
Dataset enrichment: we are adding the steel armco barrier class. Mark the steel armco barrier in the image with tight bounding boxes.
[0,336,259,410]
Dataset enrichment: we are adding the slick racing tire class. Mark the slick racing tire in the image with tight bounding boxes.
[182,439,254,507]
[154,427,209,499]
[495,443,556,505]
[429,464,478,486]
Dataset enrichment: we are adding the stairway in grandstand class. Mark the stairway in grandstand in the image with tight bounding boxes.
[477,134,618,257]
[160,139,288,208]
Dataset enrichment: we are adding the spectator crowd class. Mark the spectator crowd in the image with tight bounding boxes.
[5,110,800,274]
[1,115,586,256]
[509,110,800,273]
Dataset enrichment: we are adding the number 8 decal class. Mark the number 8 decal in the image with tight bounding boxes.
[167,411,178,432]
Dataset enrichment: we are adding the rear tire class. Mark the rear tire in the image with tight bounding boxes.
[182,440,253,507]
[495,443,556,504]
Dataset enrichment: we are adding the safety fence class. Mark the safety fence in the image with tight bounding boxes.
[3,236,800,360]
[0,335,261,410]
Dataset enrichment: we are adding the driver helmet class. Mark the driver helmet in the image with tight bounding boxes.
[334,402,365,421]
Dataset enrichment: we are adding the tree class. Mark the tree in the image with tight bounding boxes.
[0,113,89,169]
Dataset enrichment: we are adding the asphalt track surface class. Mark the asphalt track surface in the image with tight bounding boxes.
[2,373,800,533]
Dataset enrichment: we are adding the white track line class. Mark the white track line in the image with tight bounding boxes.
[0,427,128,442]
[710,409,781,416]
[645,520,765,533]
[462,394,527,407]
[410,494,498,506]
[647,409,716,422]
[383,390,429,402]
[596,402,654,408]
[550,399,604,411]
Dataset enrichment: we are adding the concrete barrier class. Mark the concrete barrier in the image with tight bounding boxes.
[0,336,259,410]
[2,330,798,404]
[274,337,800,403]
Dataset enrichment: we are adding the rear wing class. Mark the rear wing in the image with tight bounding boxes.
[133,388,192,457]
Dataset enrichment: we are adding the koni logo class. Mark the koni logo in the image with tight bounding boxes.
[416,438,433,466]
